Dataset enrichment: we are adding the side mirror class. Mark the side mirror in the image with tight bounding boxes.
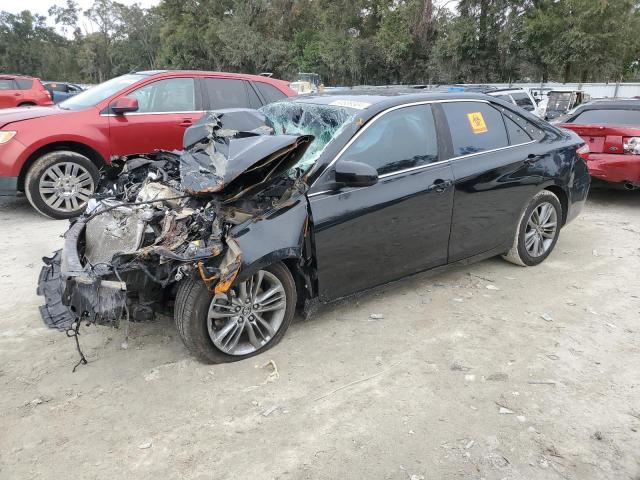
[335,160,378,188]
[110,96,139,114]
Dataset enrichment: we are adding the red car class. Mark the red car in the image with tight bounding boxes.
[0,70,295,218]
[0,74,53,108]
[558,99,640,190]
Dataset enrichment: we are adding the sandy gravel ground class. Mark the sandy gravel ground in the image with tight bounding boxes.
[0,189,638,480]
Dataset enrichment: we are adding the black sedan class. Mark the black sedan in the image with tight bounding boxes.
[38,91,590,364]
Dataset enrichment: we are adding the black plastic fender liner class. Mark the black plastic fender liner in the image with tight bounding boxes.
[37,250,75,331]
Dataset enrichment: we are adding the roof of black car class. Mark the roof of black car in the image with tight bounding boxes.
[291,90,492,108]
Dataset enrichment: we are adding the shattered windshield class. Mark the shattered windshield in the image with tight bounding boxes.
[259,101,357,171]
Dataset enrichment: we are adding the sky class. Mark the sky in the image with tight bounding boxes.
[3,0,161,17]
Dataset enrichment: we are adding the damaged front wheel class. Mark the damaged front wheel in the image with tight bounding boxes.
[174,263,296,363]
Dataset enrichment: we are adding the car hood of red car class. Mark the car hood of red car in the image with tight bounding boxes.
[0,106,69,128]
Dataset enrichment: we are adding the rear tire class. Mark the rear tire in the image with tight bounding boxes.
[174,263,296,364]
[24,151,98,219]
[18,102,36,107]
[502,190,562,267]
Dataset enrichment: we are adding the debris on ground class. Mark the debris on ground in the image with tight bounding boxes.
[261,360,280,384]
[486,373,509,382]
[450,361,471,371]
[138,441,152,449]
[262,405,279,417]
[540,313,554,322]
[369,313,384,320]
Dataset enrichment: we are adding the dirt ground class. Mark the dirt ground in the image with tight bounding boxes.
[0,189,638,480]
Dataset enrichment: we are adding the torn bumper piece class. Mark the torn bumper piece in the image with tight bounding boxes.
[37,222,127,331]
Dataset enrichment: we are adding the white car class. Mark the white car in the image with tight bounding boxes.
[488,88,544,118]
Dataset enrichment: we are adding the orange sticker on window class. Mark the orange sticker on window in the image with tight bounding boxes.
[467,112,488,134]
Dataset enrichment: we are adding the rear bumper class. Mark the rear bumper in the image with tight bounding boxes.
[565,161,591,225]
[37,221,127,331]
[585,153,640,185]
[0,176,17,195]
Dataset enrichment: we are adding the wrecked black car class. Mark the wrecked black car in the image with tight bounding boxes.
[38,92,590,363]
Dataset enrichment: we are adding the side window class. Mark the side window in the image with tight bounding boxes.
[340,105,438,176]
[129,78,195,113]
[15,78,33,90]
[254,82,287,104]
[46,82,66,92]
[511,92,535,111]
[204,78,249,109]
[501,107,545,140]
[504,115,532,144]
[0,79,15,90]
[246,82,263,108]
[442,102,508,156]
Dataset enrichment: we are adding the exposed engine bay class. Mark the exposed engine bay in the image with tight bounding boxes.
[37,109,315,331]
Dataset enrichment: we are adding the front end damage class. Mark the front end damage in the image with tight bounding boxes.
[37,109,314,333]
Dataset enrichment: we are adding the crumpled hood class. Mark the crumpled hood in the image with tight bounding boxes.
[178,110,313,200]
[0,106,68,128]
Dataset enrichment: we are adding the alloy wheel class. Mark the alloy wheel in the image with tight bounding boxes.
[207,270,287,355]
[39,161,94,213]
[524,201,558,257]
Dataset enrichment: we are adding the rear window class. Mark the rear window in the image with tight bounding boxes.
[494,94,513,103]
[442,102,509,156]
[254,82,287,104]
[204,78,249,109]
[511,92,535,111]
[15,78,33,89]
[571,109,640,126]
[0,79,14,90]
[45,82,67,92]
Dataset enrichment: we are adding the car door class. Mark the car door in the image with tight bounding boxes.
[309,104,455,300]
[108,77,203,156]
[0,78,20,108]
[201,77,258,110]
[440,100,546,262]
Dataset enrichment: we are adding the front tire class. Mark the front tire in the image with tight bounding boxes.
[502,190,562,267]
[175,263,296,364]
[24,151,98,219]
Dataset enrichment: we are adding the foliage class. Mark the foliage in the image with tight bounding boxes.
[0,0,638,85]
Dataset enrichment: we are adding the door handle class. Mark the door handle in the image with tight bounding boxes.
[524,154,543,165]
[179,119,193,127]
[427,179,452,193]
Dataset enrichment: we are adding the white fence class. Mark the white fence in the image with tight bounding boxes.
[488,82,640,99]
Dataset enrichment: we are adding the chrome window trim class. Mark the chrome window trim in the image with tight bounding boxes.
[309,99,539,194]
[447,139,537,163]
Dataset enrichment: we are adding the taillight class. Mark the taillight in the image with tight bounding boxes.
[576,144,589,160]
[623,137,640,155]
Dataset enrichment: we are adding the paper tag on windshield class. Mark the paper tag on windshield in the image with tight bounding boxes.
[329,100,370,110]
[467,112,488,134]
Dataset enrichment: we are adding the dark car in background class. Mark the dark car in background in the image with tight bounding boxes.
[42,82,84,103]
[0,75,53,108]
[38,91,590,363]
[557,99,640,189]
[0,70,295,219]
